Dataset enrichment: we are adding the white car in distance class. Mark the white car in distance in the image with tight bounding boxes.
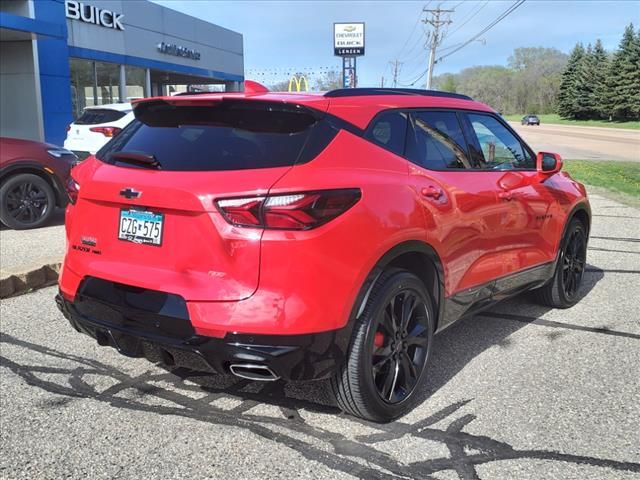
[64,103,134,159]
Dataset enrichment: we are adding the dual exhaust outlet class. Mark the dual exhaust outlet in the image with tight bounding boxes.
[229,363,280,382]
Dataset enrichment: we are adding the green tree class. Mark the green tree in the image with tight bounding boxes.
[606,23,640,120]
[440,75,457,93]
[591,39,610,118]
[557,43,585,118]
[574,44,598,119]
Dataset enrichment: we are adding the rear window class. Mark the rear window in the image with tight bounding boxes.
[96,101,329,171]
[75,108,129,125]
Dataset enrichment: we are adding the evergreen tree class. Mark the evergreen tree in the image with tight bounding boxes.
[591,39,610,119]
[574,44,597,119]
[607,23,640,120]
[557,43,585,118]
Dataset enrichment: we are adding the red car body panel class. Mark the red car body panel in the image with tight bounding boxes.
[59,90,590,344]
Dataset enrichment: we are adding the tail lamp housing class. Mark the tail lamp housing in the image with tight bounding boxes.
[215,189,361,230]
[66,177,80,204]
[90,126,122,137]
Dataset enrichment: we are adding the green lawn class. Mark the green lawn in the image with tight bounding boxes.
[563,160,640,206]
[504,113,640,130]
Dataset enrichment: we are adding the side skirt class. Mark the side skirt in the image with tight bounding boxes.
[437,261,556,333]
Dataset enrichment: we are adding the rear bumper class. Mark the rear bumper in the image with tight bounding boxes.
[55,283,351,381]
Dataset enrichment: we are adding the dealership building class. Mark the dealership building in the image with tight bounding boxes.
[0,0,244,145]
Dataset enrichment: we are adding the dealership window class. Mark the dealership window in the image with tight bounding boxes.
[95,61,120,105]
[125,66,145,102]
[69,58,96,118]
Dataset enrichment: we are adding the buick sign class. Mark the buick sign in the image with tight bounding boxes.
[65,0,125,31]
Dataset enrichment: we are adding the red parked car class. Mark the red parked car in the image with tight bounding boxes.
[56,87,590,421]
[0,137,77,229]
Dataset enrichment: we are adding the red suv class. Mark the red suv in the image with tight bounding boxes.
[56,87,590,421]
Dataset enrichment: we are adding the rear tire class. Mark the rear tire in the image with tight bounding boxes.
[331,269,435,422]
[535,218,587,308]
[0,173,56,229]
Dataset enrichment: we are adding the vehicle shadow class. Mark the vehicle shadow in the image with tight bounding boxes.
[169,264,607,411]
[4,265,638,479]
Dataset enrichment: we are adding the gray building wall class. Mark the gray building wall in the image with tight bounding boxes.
[0,41,43,141]
[65,0,244,78]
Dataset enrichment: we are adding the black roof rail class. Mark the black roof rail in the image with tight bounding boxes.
[324,88,472,101]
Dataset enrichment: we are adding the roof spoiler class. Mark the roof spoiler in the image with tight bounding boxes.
[324,88,472,101]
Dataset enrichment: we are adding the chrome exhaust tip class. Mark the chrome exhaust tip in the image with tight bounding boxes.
[229,363,280,382]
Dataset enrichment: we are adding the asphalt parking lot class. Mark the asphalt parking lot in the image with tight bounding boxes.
[1,192,639,480]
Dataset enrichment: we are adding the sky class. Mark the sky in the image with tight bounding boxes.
[154,0,640,88]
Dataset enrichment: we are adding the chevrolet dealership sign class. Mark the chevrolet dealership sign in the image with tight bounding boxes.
[334,23,365,56]
[65,1,125,31]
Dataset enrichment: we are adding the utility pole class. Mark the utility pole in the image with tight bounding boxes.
[423,6,453,89]
[389,60,403,88]
[380,76,385,87]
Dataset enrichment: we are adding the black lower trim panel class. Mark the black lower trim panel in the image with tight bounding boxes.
[56,282,350,381]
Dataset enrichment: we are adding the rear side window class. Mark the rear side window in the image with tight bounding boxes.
[407,111,471,170]
[366,111,408,156]
[97,101,331,171]
[466,113,534,170]
[75,109,129,125]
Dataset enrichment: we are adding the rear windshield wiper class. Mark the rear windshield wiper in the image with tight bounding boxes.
[108,151,162,170]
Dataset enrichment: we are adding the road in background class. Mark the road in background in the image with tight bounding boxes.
[1,193,639,479]
[510,123,640,162]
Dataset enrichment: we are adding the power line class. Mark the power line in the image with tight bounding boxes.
[441,0,489,44]
[435,0,526,64]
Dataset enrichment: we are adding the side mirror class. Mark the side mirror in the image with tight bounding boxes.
[536,152,562,175]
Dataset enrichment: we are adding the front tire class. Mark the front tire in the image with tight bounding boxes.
[331,269,435,422]
[535,218,587,308]
[0,173,56,229]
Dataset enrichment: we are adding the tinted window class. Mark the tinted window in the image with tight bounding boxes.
[97,101,327,171]
[408,111,471,170]
[366,111,408,156]
[75,109,128,125]
[467,113,534,169]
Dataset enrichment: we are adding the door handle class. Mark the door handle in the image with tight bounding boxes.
[498,191,513,201]
[421,186,443,199]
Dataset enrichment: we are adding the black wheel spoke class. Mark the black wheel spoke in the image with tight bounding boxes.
[400,352,418,383]
[381,359,399,400]
[400,293,416,333]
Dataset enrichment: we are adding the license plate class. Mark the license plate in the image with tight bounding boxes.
[118,209,163,246]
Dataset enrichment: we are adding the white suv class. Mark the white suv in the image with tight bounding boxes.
[64,103,134,159]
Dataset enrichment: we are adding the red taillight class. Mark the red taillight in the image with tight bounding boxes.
[215,189,361,230]
[90,126,122,137]
[66,177,80,204]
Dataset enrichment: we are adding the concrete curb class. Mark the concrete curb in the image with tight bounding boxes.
[0,262,61,299]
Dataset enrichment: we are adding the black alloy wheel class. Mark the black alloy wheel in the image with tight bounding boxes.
[535,218,588,308]
[561,227,587,298]
[0,173,56,229]
[331,269,435,422]
[372,290,430,404]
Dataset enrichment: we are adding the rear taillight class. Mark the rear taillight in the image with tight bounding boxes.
[90,126,122,137]
[66,177,80,204]
[215,189,361,230]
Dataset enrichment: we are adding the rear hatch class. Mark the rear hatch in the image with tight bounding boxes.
[66,98,328,301]
[65,108,131,155]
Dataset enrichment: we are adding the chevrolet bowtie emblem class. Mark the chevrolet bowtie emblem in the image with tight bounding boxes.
[119,188,141,199]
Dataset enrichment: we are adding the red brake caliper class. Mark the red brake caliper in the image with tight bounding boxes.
[374,331,385,348]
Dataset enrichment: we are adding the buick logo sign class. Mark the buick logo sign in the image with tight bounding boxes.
[65,0,125,31]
